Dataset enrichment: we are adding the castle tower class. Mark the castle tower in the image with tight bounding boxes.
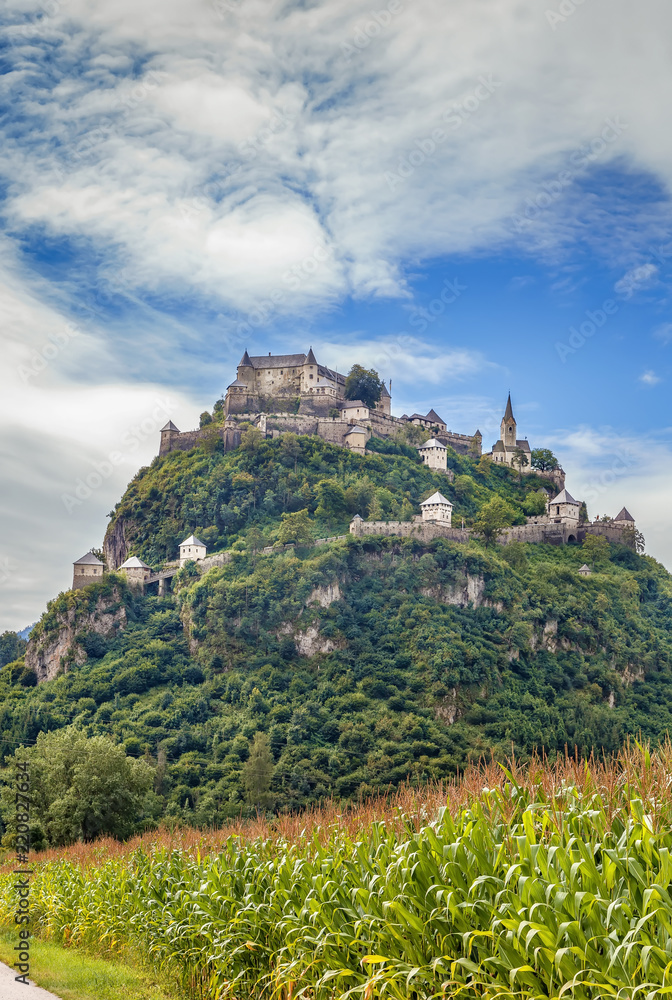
[300,347,318,392]
[420,491,453,524]
[501,394,517,448]
[237,350,255,391]
[159,420,180,456]
[548,488,580,524]
[73,551,104,590]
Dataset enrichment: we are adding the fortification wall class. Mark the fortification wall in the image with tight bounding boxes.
[440,431,482,456]
[584,523,629,544]
[159,426,242,456]
[350,520,470,544]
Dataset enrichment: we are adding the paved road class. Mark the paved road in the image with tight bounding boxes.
[0,959,62,998]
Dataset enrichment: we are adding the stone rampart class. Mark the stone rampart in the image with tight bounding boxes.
[350,519,470,544]
[159,426,242,457]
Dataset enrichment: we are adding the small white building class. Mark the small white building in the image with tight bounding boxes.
[340,400,371,422]
[420,491,453,524]
[119,556,152,586]
[548,488,580,524]
[417,437,447,472]
[578,564,592,577]
[72,552,104,590]
[179,534,207,566]
[344,425,369,454]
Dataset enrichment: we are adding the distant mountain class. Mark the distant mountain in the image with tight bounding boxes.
[17,623,35,641]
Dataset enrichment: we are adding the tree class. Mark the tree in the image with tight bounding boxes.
[344,365,384,409]
[522,491,548,517]
[0,631,27,669]
[315,479,348,524]
[242,732,274,810]
[472,496,518,546]
[512,448,529,480]
[621,524,645,554]
[582,534,610,568]
[0,729,153,847]
[199,411,213,428]
[278,509,314,545]
[531,448,559,472]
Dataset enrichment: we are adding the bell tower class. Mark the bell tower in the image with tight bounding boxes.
[500,393,517,448]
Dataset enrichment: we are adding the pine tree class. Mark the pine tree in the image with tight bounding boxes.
[242,733,275,810]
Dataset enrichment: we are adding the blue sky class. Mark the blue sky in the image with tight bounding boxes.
[1,0,672,631]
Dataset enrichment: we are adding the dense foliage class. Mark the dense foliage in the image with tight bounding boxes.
[1,434,670,839]
[4,748,672,999]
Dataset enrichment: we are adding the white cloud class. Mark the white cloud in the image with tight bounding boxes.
[653,322,672,344]
[614,263,659,298]
[312,336,490,388]
[3,0,672,315]
[639,370,662,386]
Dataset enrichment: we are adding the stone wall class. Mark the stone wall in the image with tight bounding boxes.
[351,517,629,549]
[350,519,470,544]
[159,425,242,457]
[440,430,482,456]
[72,567,103,590]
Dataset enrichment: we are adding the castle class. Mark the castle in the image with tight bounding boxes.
[69,349,637,594]
[160,347,484,459]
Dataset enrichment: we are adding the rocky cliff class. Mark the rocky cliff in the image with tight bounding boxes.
[26,587,128,683]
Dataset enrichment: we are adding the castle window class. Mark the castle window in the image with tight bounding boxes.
[309,374,313,379]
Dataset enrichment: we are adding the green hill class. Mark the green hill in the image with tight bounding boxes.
[2,431,672,837]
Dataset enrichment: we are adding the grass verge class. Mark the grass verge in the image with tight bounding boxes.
[0,932,183,1000]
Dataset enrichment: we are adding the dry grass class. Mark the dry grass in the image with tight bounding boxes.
[7,740,670,871]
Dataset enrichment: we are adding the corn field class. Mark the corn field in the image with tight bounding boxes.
[4,746,672,999]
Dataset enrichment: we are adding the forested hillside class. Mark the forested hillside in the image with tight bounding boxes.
[2,431,672,842]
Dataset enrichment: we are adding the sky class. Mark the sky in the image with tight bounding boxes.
[1,0,671,632]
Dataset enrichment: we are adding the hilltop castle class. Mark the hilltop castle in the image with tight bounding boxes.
[225,348,391,417]
[68,351,637,596]
[161,347,484,459]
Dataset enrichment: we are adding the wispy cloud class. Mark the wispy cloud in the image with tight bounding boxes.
[639,369,662,386]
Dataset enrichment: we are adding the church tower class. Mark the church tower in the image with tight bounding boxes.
[500,394,517,448]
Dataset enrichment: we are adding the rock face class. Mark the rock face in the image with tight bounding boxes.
[103,517,130,570]
[420,574,486,608]
[278,622,340,657]
[26,591,127,684]
[308,582,341,607]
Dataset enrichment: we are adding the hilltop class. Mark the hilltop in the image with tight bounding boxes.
[1,429,671,837]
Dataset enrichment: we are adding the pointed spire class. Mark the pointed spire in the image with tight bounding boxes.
[503,393,514,421]
[239,349,252,366]
[306,346,317,365]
